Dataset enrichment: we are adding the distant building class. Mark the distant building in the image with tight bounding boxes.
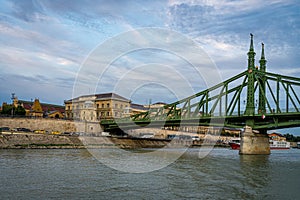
[13,97,65,118]
[148,102,167,109]
[128,103,149,116]
[48,111,64,119]
[268,133,286,141]
[64,93,131,121]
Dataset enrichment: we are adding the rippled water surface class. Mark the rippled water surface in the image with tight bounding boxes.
[0,148,299,199]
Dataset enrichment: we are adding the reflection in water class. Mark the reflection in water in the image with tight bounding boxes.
[239,155,270,199]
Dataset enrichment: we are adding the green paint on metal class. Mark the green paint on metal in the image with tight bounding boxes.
[258,42,267,115]
[100,34,300,133]
[245,33,256,119]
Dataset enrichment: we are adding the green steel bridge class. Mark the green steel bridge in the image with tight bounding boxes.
[101,34,300,134]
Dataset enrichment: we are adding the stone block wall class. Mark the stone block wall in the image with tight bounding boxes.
[0,118,102,133]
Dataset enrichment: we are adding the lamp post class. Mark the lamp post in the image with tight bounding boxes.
[11,93,15,117]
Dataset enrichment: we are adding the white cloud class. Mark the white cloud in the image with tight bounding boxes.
[0,0,299,108]
[168,0,294,15]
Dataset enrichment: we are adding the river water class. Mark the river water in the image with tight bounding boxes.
[0,148,299,200]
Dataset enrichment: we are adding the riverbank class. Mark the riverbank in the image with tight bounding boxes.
[0,132,229,149]
[0,133,84,149]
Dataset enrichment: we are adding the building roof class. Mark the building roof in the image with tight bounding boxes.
[268,132,284,137]
[18,100,65,113]
[152,102,167,105]
[65,93,130,103]
[95,93,129,101]
[130,103,149,111]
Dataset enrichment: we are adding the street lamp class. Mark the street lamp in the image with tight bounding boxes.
[11,93,15,117]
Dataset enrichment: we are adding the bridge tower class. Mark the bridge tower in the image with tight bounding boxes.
[244,33,256,119]
[258,42,267,134]
[239,34,270,155]
[258,43,267,111]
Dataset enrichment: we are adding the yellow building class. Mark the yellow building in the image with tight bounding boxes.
[48,111,64,119]
[15,98,65,118]
[29,99,43,117]
[127,103,149,116]
[268,133,286,141]
[64,93,131,121]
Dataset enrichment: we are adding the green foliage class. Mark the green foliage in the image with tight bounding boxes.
[1,104,26,116]
[15,105,26,115]
[284,133,300,142]
[1,104,13,114]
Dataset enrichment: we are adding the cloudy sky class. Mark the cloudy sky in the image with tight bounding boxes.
[0,0,299,128]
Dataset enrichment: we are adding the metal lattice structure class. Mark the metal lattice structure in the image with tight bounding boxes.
[101,34,300,132]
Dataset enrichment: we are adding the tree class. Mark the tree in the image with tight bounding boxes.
[1,104,13,115]
[1,104,25,116]
[15,105,26,116]
[284,133,300,142]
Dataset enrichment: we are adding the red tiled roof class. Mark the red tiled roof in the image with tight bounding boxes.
[268,132,284,137]
[18,100,65,113]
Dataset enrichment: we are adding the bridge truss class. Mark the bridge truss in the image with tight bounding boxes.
[101,35,300,132]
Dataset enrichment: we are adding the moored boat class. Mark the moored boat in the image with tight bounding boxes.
[229,138,290,150]
[269,140,290,150]
[268,133,290,150]
[229,138,240,150]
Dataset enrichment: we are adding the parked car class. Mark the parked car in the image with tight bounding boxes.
[34,130,46,134]
[16,127,31,132]
[0,127,10,132]
[191,136,200,141]
[51,131,61,135]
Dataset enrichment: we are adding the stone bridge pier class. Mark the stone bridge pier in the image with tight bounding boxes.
[239,126,270,155]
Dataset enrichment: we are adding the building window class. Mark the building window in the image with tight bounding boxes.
[107,112,110,116]
[107,103,110,108]
[120,105,123,109]
[115,112,118,117]
[102,103,104,108]
[68,106,70,110]
[115,104,118,108]
[97,104,99,108]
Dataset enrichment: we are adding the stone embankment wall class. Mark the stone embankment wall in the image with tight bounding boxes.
[0,134,83,148]
[0,118,76,132]
[0,133,171,149]
[0,117,102,133]
[80,136,170,149]
[0,118,232,149]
